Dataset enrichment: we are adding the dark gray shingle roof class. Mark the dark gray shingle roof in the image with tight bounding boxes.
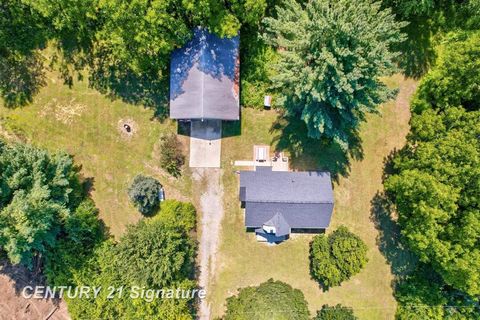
[240,167,334,229]
[245,202,334,229]
[240,168,334,203]
[170,28,240,120]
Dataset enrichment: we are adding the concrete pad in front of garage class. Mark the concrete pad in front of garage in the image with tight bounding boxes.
[189,120,222,168]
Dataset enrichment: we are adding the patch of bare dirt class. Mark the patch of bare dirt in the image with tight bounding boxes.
[0,260,69,320]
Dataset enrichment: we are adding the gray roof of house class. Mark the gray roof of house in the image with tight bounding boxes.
[263,212,291,237]
[240,167,334,229]
[169,27,240,120]
[245,202,334,229]
[240,168,334,203]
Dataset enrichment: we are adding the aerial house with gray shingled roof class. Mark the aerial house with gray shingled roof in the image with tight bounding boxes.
[170,27,240,121]
[239,166,334,243]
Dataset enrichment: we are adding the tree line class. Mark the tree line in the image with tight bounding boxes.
[385,31,480,319]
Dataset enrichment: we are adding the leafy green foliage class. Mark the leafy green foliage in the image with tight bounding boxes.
[0,141,82,267]
[66,214,197,319]
[310,226,368,289]
[383,0,437,17]
[394,264,480,320]
[114,216,195,288]
[315,304,357,320]
[0,1,49,107]
[385,107,480,296]
[0,0,48,55]
[395,265,447,320]
[160,133,185,178]
[263,0,406,150]
[412,31,480,113]
[157,200,196,232]
[224,279,310,320]
[128,175,163,215]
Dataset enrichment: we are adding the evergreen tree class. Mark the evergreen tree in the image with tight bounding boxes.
[128,175,163,216]
[0,142,82,267]
[263,0,406,150]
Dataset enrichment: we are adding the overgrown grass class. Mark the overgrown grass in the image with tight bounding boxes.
[211,75,418,319]
[0,69,192,237]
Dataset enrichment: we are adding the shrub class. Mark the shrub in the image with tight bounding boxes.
[315,304,358,320]
[224,279,310,320]
[310,226,368,289]
[128,175,163,216]
[160,133,185,178]
[156,200,196,232]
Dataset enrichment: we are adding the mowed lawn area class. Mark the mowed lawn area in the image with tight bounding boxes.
[0,70,192,237]
[211,74,418,319]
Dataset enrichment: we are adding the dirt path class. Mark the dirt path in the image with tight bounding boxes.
[193,168,224,319]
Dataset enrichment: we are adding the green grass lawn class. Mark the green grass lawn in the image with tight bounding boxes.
[212,74,418,319]
[0,70,192,237]
[0,67,418,319]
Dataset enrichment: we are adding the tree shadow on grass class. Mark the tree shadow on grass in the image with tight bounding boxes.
[88,62,169,120]
[0,53,46,108]
[0,259,62,307]
[370,191,418,278]
[270,114,363,181]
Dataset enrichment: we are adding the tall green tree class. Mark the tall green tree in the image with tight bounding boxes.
[263,0,406,150]
[0,0,49,107]
[224,279,310,320]
[113,216,195,288]
[0,141,82,267]
[66,214,197,319]
[385,107,480,296]
[44,199,107,286]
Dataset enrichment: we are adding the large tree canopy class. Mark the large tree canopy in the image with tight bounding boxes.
[66,209,197,319]
[224,279,310,320]
[385,107,480,296]
[113,216,195,288]
[412,31,480,113]
[263,0,406,149]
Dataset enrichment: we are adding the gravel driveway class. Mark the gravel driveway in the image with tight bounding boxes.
[193,168,224,319]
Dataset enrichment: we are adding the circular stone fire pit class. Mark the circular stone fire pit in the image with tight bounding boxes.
[118,119,137,138]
